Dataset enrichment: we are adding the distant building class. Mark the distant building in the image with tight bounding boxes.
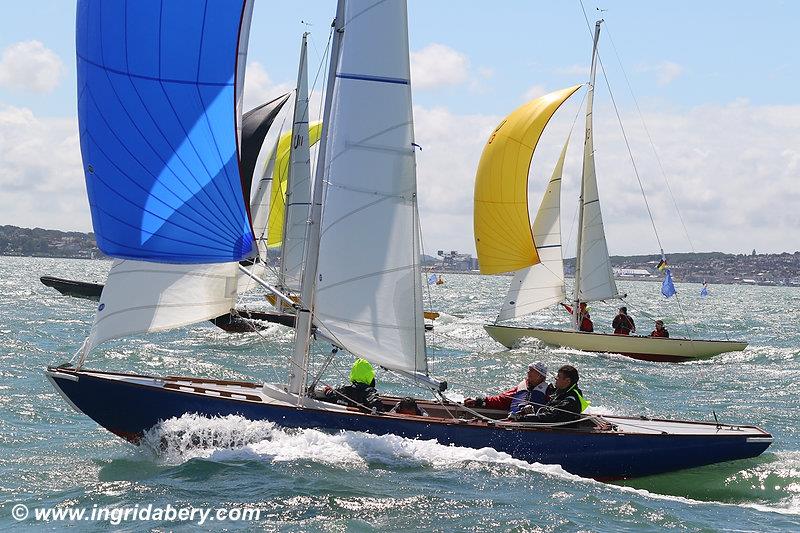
[433,250,475,271]
[613,268,653,279]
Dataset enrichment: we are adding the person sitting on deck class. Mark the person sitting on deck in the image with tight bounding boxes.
[612,306,635,335]
[317,358,383,412]
[650,320,669,338]
[560,302,594,332]
[512,365,589,425]
[463,362,554,415]
[389,397,429,416]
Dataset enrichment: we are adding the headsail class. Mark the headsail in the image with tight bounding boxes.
[313,0,427,376]
[77,0,255,263]
[266,123,324,250]
[83,260,237,354]
[497,136,570,321]
[474,85,581,274]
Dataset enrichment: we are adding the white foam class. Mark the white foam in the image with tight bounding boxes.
[138,414,800,516]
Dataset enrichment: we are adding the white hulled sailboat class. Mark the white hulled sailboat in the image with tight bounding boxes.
[475,21,746,362]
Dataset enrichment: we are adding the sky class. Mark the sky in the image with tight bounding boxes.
[1,0,799,257]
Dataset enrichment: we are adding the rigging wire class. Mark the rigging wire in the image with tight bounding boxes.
[577,1,662,252]
[602,21,698,254]
[577,1,698,336]
[416,199,437,374]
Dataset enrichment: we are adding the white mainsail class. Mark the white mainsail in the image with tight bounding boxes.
[312,0,427,376]
[497,137,569,321]
[279,33,312,293]
[575,21,620,304]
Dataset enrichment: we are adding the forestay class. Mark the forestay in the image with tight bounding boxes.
[76,0,255,263]
[474,85,581,275]
[498,137,570,321]
[313,0,427,376]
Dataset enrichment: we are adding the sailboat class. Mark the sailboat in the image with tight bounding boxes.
[475,21,747,362]
[47,1,771,481]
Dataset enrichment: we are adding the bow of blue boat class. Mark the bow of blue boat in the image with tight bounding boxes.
[45,366,772,481]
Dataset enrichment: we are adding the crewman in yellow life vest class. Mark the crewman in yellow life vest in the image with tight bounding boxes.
[512,364,589,425]
[317,358,383,412]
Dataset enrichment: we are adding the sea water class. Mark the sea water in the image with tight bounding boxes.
[1,256,799,531]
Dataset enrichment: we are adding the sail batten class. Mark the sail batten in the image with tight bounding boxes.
[474,85,581,274]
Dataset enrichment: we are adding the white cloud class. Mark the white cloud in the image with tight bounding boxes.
[522,84,548,101]
[412,99,800,256]
[637,61,684,86]
[0,40,64,93]
[3,87,799,258]
[0,105,88,231]
[411,43,470,89]
[242,61,294,111]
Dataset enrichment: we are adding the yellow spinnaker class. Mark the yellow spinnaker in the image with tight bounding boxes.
[266,121,323,248]
[474,85,581,274]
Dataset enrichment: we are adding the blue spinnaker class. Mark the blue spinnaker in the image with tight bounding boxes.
[77,0,255,263]
[661,269,677,298]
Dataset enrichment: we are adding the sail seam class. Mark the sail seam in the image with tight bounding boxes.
[77,53,234,87]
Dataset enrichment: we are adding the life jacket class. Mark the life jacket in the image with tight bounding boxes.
[568,384,590,413]
[509,380,549,414]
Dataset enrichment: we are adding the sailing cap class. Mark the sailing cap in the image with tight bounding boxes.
[528,362,548,378]
[349,358,375,385]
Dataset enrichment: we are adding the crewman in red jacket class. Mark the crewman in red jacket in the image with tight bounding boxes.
[560,302,594,332]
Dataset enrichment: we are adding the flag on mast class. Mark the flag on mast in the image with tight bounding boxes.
[700,282,709,297]
[661,269,677,298]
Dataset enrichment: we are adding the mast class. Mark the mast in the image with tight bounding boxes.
[276,32,311,314]
[573,19,602,331]
[287,0,345,397]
